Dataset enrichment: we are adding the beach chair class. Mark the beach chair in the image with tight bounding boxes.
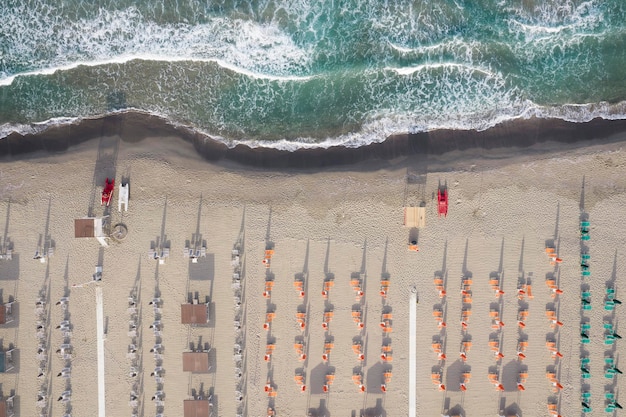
[264,344,275,362]
[605,300,615,310]
[551,287,564,298]
[296,312,306,330]
[551,381,563,392]
[461,340,472,355]
[518,372,528,384]
[545,341,557,352]
[322,341,333,360]
[547,403,559,416]
[517,310,529,327]
[462,290,472,304]
[488,339,499,351]
[581,291,592,309]
[118,182,129,212]
[355,288,364,301]
[381,320,393,333]
[326,373,335,386]
[323,279,334,294]
[580,220,590,236]
[550,319,563,329]
[384,370,392,384]
[380,280,390,298]
[431,371,442,385]
[263,280,274,298]
[294,373,304,385]
[34,248,48,263]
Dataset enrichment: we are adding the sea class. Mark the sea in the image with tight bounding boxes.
[1,0,625,150]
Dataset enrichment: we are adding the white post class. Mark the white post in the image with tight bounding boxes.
[96,286,106,417]
[409,288,417,417]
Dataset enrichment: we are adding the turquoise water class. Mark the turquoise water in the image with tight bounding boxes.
[1,0,625,148]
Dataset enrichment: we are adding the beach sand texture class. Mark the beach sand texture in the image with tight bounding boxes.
[0,134,624,416]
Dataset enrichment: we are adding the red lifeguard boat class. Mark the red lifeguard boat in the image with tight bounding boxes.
[438,187,448,217]
[101,178,115,206]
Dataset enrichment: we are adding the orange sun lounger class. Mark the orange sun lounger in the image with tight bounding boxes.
[431,372,442,383]
[384,371,392,383]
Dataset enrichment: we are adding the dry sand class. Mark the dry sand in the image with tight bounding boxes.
[0,134,624,417]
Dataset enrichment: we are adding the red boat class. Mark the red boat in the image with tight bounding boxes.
[101,178,115,206]
[438,187,448,217]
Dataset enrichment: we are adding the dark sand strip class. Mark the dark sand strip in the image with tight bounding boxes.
[3,111,626,168]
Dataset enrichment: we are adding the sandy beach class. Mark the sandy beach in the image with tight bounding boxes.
[0,126,624,417]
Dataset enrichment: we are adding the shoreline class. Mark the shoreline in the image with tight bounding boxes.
[2,111,626,168]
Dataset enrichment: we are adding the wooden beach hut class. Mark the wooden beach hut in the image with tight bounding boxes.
[182,351,211,372]
[184,399,211,417]
[403,206,426,228]
[74,217,109,247]
[181,301,210,325]
[403,204,425,251]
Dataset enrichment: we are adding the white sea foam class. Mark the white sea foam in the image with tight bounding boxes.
[0,55,314,87]
[385,63,497,79]
[505,0,604,41]
[3,101,626,151]
[0,7,313,84]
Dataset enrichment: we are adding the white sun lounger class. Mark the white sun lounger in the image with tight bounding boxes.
[118,183,129,212]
